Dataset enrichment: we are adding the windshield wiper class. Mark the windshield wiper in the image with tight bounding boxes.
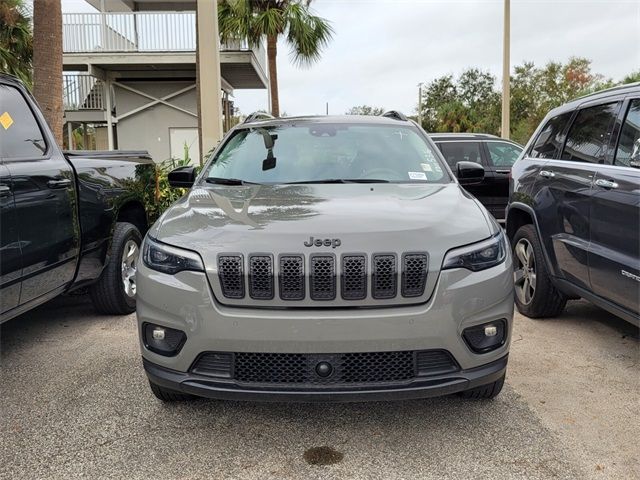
[285,178,391,184]
[205,177,261,186]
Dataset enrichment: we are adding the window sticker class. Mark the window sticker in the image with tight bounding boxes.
[420,163,432,172]
[0,111,13,130]
[408,171,427,180]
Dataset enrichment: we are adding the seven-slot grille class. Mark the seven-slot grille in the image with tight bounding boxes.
[217,252,428,301]
[191,350,459,385]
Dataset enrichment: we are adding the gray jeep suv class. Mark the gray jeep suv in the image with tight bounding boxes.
[137,112,514,402]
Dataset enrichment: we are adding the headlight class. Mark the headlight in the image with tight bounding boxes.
[442,231,507,272]
[142,236,204,275]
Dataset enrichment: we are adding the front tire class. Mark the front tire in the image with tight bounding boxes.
[90,222,142,315]
[149,381,196,402]
[512,224,567,318]
[459,374,505,399]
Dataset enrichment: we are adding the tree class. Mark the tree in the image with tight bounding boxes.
[345,105,385,116]
[33,0,63,144]
[218,0,333,117]
[0,0,32,86]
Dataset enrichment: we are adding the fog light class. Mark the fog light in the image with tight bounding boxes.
[152,328,165,340]
[484,325,497,337]
[463,320,506,353]
[143,323,186,356]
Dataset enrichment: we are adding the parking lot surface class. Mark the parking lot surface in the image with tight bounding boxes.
[1,296,638,480]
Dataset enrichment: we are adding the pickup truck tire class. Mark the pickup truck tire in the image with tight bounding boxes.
[90,222,142,315]
[149,381,196,402]
[459,373,505,399]
[512,224,567,318]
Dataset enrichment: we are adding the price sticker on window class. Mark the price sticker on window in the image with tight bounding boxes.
[0,112,13,130]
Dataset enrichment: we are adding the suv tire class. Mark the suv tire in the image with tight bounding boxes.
[512,224,567,318]
[90,222,142,315]
[149,381,196,402]
[459,374,505,399]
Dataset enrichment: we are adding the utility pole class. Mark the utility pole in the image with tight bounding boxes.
[501,0,510,139]
[417,82,423,127]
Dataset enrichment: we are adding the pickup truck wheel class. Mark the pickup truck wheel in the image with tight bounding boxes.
[512,224,567,318]
[149,381,196,402]
[459,374,505,399]
[90,222,142,315]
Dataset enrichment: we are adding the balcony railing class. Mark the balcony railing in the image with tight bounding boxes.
[63,12,267,80]
[63,73,104,111]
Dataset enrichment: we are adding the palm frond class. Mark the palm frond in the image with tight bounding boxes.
[284,2,333,67]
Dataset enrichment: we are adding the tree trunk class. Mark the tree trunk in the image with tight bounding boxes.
[267,34,279,117]
[33,0,63,145]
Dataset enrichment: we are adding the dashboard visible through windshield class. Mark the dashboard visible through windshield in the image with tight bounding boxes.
[202,123,451,184]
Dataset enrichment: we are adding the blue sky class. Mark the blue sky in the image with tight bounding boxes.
[62,0,640,116]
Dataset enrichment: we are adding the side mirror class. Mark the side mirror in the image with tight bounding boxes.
[456,161,485,185]
[168,166,197,188]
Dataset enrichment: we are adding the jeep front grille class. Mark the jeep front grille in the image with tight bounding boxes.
[217,251,428,302]
[341,255,367,300]
[249,255,274,300]
[218,255,244,299]
[279,255,305,300]
[309,255,336,300]
[401,253,428,297]
[372,254,397,299]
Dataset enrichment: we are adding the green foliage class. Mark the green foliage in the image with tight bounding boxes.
[218,0,333,67]
[418,57,635,145]
[0,0,33,87]
[345,105,386,116]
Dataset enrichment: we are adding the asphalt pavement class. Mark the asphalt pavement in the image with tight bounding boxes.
[0,295,637,480]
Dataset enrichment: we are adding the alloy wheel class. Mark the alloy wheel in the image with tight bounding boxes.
[121,239,139,298]
[514,238,536,305]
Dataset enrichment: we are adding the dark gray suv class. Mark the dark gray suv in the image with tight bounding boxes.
[507,83,640,326]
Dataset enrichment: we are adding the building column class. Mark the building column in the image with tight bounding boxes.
[196,0,223,163]
[104,77,114,150]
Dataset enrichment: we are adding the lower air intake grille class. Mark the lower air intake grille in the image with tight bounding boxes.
[194,350,461,385]
[372,254,397,299]
[279,255,304,300]
[310,255,336,300]
[218,255,244,299]
[249,255,274,299]
[402,253,428,297]
[341,255,367,300]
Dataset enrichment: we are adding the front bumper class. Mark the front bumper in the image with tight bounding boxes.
[144,354,508,402]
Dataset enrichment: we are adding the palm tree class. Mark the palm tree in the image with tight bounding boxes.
[0,0,33,86]
[32,0,63,144]
[218,0,333,117]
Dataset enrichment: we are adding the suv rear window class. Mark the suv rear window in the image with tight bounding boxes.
[529,112,572,159]
[204,123,449,184]
[615,99,640,167]
[561,102,619,163]
[436,142,482,169]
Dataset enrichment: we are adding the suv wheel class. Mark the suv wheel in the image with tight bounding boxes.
[512,224,566,318]
[90,222,142,315]
[459,374,505,399]
[149,381,196,402]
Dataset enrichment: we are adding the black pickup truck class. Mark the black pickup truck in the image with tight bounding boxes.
[0,74,155,323]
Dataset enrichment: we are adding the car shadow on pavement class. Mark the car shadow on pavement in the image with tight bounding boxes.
[538,299,638,339]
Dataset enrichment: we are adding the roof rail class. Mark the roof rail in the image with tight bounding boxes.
[573,81,640,102]
[381,110,408,121]
[244,112,275,124]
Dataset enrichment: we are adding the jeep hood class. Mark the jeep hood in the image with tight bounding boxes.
[151,183,495,306]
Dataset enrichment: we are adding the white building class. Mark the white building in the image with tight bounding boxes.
[62,0,268,163]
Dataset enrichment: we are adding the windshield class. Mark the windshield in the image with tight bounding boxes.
[202,123,450,184]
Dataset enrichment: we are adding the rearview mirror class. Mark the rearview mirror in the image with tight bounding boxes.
[456,161,485,185]
[168,166,197,188]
